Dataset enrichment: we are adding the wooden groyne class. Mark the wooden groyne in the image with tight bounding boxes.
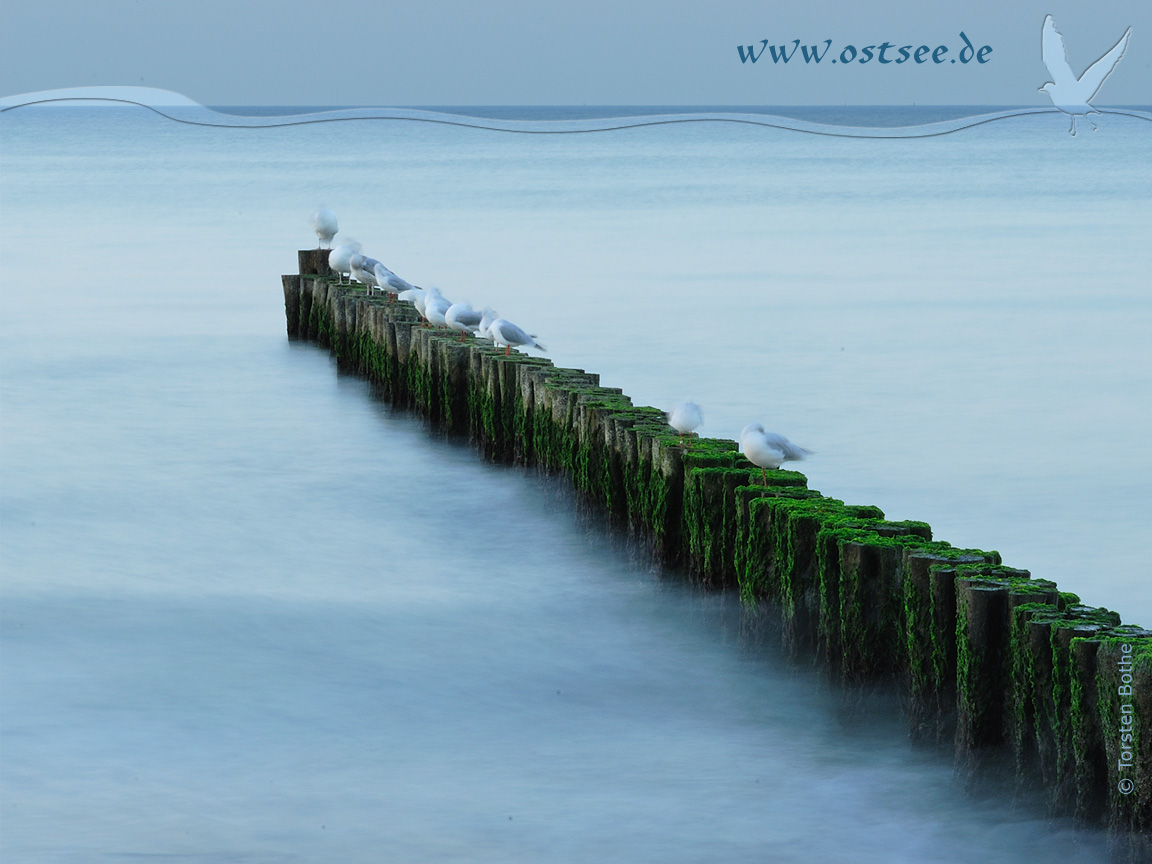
[284,249,1150,856]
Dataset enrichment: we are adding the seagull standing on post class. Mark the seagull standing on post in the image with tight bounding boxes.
[328,242,361,284]
[349,253,386,294]
[739,423,812,484]
[446,303,483,341]
[312,208,338,249]
[374,263,414,302]
[667,402,703,443]
[423,288,452,328]
[488,318,546,356]
[1039,15,1132,136]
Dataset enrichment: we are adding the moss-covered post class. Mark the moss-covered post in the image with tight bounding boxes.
[1071,633,1110,824]
[1009,602,1059,785]
[906,551,991,742]
[331,290,346,363]
[834,524,932,682]
[315,281,335,346]
[647,435,686,563]
[927,558,1000,748]
[302,278,319,342]
[511,359,557,465]
[361,303,387,386]
[570,388,625,501]
[431,336,465,435]
[683,464,757,588]
[479,350,505,458]
[955,577,1012,780]
[1043,613,1120,815]
[1095,630,1152,856]
[735,488,821,607]
[630,422,671,553]
[333,292,359,371]
[780,501,843,657]
[736,486,812,605]
[680,442,738,585]
[386,316,411,404]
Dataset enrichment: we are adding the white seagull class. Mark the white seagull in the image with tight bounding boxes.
[445,303,483,341]
[398,287,428,317]
[739,423,812,483]
[1039,15,1132,135]
[373,263,414,301]
[328,241,361,284]
[488,318,546,356]
[478,307,498,339]
[667,402,703,443]
[349,253,385,293]
[423,288,452,328]
[312,208,338,249]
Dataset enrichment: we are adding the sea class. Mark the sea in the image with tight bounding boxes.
[1,100,1150,862]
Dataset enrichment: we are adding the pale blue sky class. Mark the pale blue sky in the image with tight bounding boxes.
[1,0,1148,105]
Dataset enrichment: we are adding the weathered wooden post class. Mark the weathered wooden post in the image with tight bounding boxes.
[282,275,302,337]
[298,248,330,278]
[905,550,993,742]
[1095,629,1152,855]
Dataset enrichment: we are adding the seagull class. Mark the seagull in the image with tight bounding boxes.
[478,307,498,339]
[446,302,483,341]
[328,242,361,284]
[488,318,546,356]
[1039,15,1132,135]
[424,289,452,328]
[312,208,338,249]
[398,287,428,317]
[349,253,385,293]
[373,263,414,301]
[667,402,703,443]
[739,423,812,483]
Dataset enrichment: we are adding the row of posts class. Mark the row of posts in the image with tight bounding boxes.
[284,250,1150,857]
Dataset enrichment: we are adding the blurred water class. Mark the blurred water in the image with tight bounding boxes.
[1,104,1149,861]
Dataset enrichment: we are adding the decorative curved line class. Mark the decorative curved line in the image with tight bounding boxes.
[2,88,1149,140]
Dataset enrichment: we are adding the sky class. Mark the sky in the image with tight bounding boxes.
[0,0,1148,106]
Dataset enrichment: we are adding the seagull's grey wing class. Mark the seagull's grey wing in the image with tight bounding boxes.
[1042,16,1077,88]
[1078,27,1131,101]
[763,432,810,461]
[456,309,482,327]
[498,320,533,344]
[380,270,413,291]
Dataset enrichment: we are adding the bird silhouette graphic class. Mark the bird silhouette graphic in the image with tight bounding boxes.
[1039,15,1132,135]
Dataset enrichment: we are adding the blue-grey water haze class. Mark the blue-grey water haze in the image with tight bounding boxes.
[1,104,1149,861]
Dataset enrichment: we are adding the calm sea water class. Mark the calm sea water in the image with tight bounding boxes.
[1,104,1150,862]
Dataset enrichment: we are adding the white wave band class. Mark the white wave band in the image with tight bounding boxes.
[2,86,1149,139]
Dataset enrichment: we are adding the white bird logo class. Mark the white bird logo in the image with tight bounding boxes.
[1039,15,1132,135]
